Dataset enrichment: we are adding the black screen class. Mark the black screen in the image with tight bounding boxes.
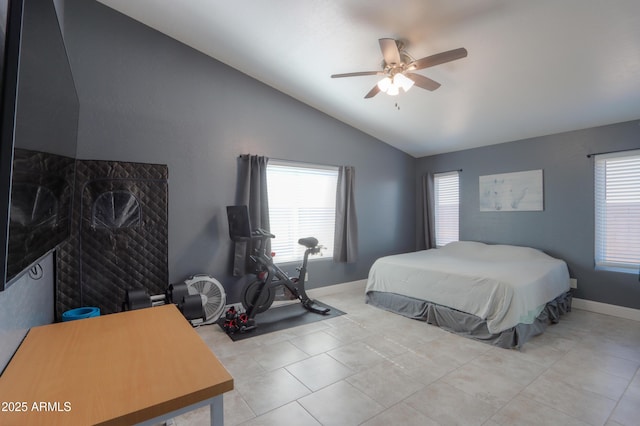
[0,0,79,290]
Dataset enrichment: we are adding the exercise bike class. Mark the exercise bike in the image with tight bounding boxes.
[226,205,330,332]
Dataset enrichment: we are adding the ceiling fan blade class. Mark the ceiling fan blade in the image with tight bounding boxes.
[379,38,401,66]
[410,47,468,71]
[331,71,382,78]
[364,85,381,99]
[405,73,441,91]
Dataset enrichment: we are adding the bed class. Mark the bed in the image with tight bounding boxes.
[365,241,572,348]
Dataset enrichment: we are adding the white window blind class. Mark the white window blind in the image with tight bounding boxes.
[266,161,338,263]
[434,171,459,247]
[595,150,640,273]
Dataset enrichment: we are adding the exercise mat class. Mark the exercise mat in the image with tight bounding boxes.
[218,300,345,341]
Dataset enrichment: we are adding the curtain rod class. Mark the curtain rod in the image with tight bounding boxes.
[434,168,463,174]
[587,148,637,158]
[238,154,342,169]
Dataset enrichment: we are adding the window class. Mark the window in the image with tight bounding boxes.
[434,171,459,247]
[594,150,640,273]
[266,161,338,262]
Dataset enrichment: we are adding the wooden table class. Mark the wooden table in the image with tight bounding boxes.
[0,304,233,425]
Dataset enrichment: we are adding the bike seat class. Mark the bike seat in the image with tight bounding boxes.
[298,237,318,248]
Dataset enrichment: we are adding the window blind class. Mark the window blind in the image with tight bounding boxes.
[434,171,459,247]
[267,161,338,263]
[594,149,640,273]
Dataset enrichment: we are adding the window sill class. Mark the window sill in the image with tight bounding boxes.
[595,265,640,275]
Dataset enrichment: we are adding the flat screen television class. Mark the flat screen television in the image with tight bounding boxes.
[0,0,79,291]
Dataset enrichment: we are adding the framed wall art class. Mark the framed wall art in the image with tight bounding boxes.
[479,169,543,212]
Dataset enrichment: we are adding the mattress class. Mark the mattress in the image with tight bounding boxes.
[365,241,570,334]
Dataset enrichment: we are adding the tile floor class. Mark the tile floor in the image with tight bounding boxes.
[176,281,640,426]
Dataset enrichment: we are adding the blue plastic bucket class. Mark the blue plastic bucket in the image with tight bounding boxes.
[62,307,101,321]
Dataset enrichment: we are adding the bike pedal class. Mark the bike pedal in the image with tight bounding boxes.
[239,323,256,333]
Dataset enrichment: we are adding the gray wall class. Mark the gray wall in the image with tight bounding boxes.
[416,120,640,310]
[61,0,416,302]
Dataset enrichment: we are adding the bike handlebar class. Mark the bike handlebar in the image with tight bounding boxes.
[250,229,324,255]
[253,228,275,239]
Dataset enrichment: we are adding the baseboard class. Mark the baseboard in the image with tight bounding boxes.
[572,298,640,322]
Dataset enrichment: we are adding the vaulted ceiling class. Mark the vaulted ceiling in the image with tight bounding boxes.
[97,0,640,157]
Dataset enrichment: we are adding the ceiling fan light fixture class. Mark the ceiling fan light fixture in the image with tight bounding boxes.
[377,76,392,92]
[386,83,400,96]
[394,73,414,92]
[376,73,413,97]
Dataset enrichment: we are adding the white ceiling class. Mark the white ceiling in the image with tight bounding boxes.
[96,0,640,158]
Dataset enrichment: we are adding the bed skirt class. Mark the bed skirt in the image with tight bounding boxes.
[365,290,573,349]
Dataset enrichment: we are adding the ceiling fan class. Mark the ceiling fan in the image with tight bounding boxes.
[331,38,467,98]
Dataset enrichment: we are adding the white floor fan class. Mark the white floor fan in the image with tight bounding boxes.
[184,274,226,325]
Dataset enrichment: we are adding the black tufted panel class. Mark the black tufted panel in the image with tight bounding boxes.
[56,160,168,319]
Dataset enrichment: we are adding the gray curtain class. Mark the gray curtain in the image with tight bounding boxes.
[334,166,358,263]
[422,173,436,250]
[237,154,270,230]
[233,154,270,276]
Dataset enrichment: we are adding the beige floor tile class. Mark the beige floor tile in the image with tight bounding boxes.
[379,318,450,346]
[390,349,457,383]
[359,333,410,358]
[578,334,640,364]
[609,371,640,426]
[250,340,309,371]
[360,402,440,426]
[289,330,344,355]
[513,336,568,368]
[286,321,331,337]
[222,390,256,426]
[323,321,377,342]
[545,363,632,400]
[298,380,385,426]
[490,394,588,426]
[521,371,617,425]
[209,334,264,359]
[526,328,580,353]
[242,329,299,346]
[415,333,492,365]
[543,319,591,342]
[552,347,640,380]
[285,353,355,391]
[346,361,426,407]
[404,381,496,426]
[326,340,387,371]
[239,401,320,426]
[610,394,640,426]
[625,371,640,398]
[470,347,546,386]
[234,368,311,416]
[441,362,526,409]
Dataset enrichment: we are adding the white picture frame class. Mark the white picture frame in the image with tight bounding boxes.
[479,169,543,211]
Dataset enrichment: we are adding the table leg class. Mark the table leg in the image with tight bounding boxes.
[135,394,225,426]
[210,395,223,426]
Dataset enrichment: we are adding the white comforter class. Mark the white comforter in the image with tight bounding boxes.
[366,241,570,334]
